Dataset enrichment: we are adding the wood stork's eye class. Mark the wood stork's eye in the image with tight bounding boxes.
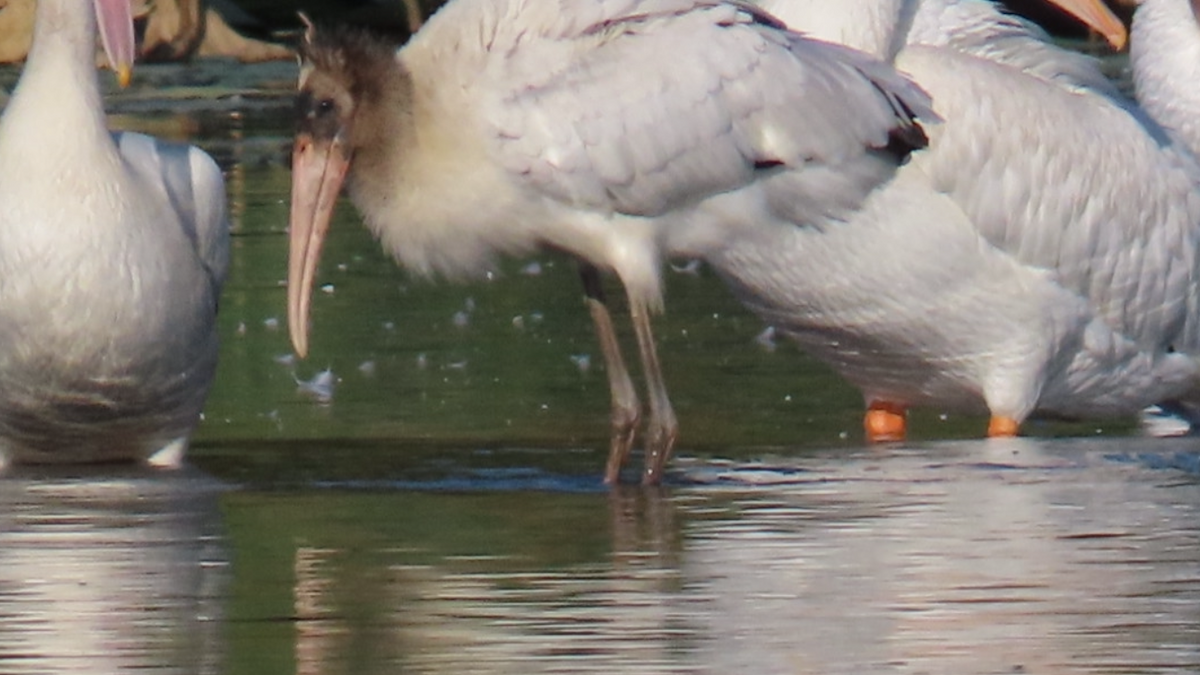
[295,91,345,140]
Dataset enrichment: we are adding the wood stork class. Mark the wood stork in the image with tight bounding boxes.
[285,0,935,484]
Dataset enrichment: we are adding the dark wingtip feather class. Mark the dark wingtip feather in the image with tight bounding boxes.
[885,121,930,161]
[868,80,933,162]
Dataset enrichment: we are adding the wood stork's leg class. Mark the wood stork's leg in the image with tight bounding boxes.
[580,264,642,485]
[627,293,677,486]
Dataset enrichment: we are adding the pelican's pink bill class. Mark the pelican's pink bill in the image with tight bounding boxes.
[1047,0,1128,49]
[93,0,135,86]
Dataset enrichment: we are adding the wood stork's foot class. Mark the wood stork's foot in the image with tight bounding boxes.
[864,401,907,442]
[146,437,188,468]
[603,404,641,485]
[641,411,678,486]
[987,416,1020,438]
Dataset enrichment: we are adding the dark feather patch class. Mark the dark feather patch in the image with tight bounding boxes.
[868,81,931,162]
[298,22,401,101]
[885,121,930,162]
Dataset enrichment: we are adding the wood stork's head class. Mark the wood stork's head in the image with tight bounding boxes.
[288,17,403,358]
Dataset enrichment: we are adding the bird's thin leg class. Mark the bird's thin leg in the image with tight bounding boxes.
[628,296,677,486]
[579,263,641,484]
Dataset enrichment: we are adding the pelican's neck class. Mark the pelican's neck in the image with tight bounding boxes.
[754,0,912,60]
[1131,0,1200,157]
[0,0,110,153]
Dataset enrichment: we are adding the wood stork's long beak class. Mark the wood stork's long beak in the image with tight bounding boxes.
[93,0,135,87]
[288,132,351,358]
[1046,0,1128,50]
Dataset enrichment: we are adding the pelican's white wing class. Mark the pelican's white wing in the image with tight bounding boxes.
[898,45,1200,350]
[113,131,231,300]
[1131,0,1200,162]
[481,0,933,221]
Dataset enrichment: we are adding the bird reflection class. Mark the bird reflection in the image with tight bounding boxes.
[0,466,227,674]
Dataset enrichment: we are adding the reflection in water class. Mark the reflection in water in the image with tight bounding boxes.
[0,468,227,674]
[684,438,1200,674]
[223,437,1200,674]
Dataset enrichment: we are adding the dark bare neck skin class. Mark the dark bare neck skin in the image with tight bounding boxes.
[345,56,417,212]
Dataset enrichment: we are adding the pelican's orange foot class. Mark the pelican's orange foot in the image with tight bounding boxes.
[864,402,907,442]
[987,416,1020,437]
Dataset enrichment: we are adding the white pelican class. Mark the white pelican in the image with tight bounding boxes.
[287,0,935,484]
[1130,0,1200,157]
[0,0,229,465]
[698,0,1200,442]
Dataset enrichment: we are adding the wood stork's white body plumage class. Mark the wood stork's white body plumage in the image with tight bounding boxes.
[287,0,935,483]
[708,0,1200,439]
[0,0,229,465]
